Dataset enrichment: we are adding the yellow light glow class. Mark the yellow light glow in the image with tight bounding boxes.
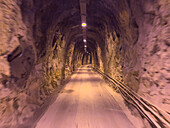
[84,45,87,48]
[82,23,87,27]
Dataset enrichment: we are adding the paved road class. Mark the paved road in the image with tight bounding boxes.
[35,65,135,128]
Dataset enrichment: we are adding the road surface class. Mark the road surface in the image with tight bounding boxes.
[35,65,135,128]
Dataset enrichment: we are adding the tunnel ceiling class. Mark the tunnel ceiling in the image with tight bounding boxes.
[22,0,124,55]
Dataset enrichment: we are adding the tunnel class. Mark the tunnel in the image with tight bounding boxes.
[0,0,170,127]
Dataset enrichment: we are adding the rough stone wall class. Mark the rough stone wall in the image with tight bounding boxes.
[0,0,35,87]
[96,44,105,72]
[0,0,36,127]
[100,0,170,112]
[104,31,123,82]
[129,0,170,112]
[0,0,74,127]
[65,43,75,76]
[0,35,68,128]
[71,46,83,70]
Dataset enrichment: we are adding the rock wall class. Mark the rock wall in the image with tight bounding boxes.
[0,0,74,127]
[0,0,33,127]
[97,0,170,112]
[65,43,75,76]
[130,0,170,112]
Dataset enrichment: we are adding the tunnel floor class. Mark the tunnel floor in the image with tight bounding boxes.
[35,65,135,128]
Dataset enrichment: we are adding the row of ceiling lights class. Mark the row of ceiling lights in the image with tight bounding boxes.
[79,0,88,53]
[81,23,88,53]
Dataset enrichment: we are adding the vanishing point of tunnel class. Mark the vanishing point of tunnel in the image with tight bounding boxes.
[0,0,170,128]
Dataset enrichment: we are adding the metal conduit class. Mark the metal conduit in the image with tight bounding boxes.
[92,66,170,128]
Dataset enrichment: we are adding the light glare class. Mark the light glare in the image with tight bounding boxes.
[82,23,87,27]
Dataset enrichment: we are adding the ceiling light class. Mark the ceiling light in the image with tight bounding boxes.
[83,39,86,42]
[82,23,87,27]
[84,45,87,48]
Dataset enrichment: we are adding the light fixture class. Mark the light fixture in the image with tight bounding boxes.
[83,39,86,42]
[84,45,87,48]
[82,23,87,27]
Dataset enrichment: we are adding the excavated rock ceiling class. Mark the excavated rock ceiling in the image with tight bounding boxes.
[21,0,124,56]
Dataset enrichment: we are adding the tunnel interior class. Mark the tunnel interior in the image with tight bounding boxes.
[0,0,169,127]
